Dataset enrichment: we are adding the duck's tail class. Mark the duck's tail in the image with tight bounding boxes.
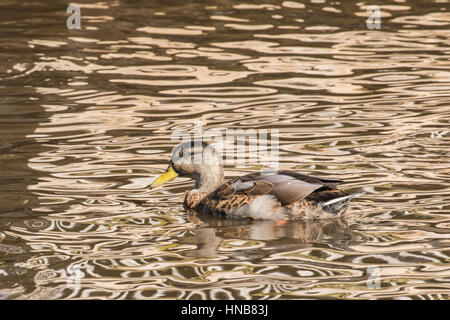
[321,192,365,215]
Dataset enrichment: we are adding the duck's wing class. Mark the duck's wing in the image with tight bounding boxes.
[216,170,341,206]
[212,176,273,200]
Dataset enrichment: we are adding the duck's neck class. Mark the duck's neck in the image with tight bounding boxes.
[184,168,224,209]
[193,168,224,194]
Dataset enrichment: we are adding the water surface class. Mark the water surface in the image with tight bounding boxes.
[0,0,449,299]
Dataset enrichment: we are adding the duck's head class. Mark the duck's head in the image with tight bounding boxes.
[150,141,224,191]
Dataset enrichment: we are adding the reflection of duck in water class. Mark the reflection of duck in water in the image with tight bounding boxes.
[151,141,362,220]
[181,212,357,257]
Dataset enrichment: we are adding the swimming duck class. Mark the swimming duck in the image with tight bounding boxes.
[150,141,361,220]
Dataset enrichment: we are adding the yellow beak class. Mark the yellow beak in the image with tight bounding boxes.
[150,163,179,189]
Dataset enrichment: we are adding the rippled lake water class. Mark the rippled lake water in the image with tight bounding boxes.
[0,0,449,300]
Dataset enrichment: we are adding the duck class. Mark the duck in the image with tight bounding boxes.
[150,141,362,220]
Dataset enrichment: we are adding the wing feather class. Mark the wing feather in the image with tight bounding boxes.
[218,171,338,205]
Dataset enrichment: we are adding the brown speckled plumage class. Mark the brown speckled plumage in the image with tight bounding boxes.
[191,171,353,219]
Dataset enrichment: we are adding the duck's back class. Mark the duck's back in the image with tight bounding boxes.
[193,170,358,220]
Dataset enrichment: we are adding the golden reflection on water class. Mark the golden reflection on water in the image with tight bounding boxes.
[0,0,449,299]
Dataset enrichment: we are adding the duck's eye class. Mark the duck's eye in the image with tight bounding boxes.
[178,149,184,158]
